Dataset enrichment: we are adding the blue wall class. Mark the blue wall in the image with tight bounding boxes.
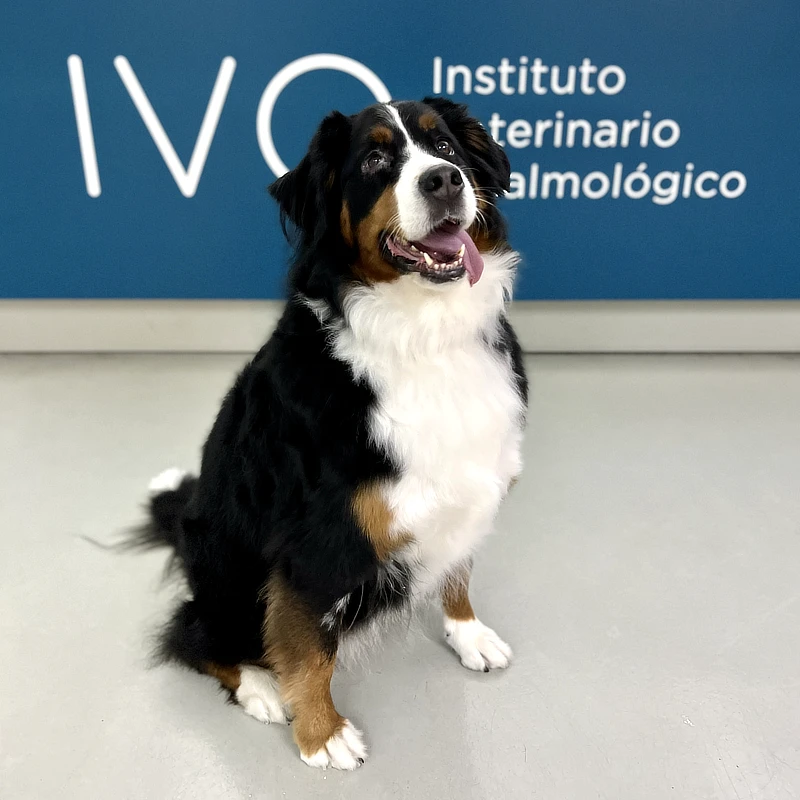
[2,0,798,300]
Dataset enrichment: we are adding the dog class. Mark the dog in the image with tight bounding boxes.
[135,97,528,770]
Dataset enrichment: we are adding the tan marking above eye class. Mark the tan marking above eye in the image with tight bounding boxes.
[418,112,439,131]
[464,126,488,152]
[370,125,393,144]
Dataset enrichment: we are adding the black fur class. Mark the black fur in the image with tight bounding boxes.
[271,100,512,311]
[133,99,525,676]
[137,474,197,554]
[422,96,511,195]
[496,314,529,413]
[422,95,511,238]
[145,300,403,668]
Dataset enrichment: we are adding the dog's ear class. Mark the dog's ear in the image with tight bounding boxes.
[422,97,510,196]
[269,111,352,243]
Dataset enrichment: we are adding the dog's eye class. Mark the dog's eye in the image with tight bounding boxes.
[363,151,386,172]
[436,138,455,156]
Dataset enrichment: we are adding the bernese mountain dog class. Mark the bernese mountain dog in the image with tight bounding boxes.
[135,97,528,770]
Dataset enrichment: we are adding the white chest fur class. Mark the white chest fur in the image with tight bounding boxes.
[375,336,523,592]
[320,252,525,596]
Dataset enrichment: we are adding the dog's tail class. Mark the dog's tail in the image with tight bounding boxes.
[130,468,228,671]
[125,469,263,671]
[129,467,197,560]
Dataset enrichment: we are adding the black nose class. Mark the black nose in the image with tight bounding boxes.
[418,165,463,202]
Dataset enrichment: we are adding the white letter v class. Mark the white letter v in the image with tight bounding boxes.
[114,56,236,197]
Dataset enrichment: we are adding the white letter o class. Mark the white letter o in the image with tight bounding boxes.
[257,54,392,177]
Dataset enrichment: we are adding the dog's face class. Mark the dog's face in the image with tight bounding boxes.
[270,99,510,294]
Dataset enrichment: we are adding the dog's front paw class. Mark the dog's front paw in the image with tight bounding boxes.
[444,618,513,672]
[300,720,368,771]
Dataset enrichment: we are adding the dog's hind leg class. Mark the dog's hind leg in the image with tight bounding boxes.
[159,598,289,723]
[204,662,289,724]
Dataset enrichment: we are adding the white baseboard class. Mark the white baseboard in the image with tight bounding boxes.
[1,299,799,353]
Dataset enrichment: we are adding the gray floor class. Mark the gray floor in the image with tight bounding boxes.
[2,354,800,799]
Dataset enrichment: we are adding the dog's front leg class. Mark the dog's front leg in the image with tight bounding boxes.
[441,559,514,672]
[264,574,367,770]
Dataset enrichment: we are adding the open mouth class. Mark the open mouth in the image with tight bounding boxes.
[383,220,485,285]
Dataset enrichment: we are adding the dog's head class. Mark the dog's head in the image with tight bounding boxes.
[269,99,510,301]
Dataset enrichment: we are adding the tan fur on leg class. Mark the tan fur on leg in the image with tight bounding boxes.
[441,559,513,672]
[203,662,242,691]
[264,574,367,768]
[441,559,476,622]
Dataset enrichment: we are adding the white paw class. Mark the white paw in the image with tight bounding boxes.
[235,666,288,725]
[444,617,513,672]
[301,720,367,771]
[148,467,187,494]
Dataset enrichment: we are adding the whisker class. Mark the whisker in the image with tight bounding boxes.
[346,584,366,632]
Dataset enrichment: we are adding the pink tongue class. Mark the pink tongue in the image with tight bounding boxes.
[417,228,484,286]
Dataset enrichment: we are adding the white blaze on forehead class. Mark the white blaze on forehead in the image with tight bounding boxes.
[384,104,477,242]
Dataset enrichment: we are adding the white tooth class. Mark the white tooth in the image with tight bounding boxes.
[410,244,420,252]
[423,253,434,266]
[458,244,466,257]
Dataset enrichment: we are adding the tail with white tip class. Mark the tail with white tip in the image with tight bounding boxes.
[131,467,197,553]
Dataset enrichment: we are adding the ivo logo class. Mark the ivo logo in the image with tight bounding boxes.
[67,54,391,198]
